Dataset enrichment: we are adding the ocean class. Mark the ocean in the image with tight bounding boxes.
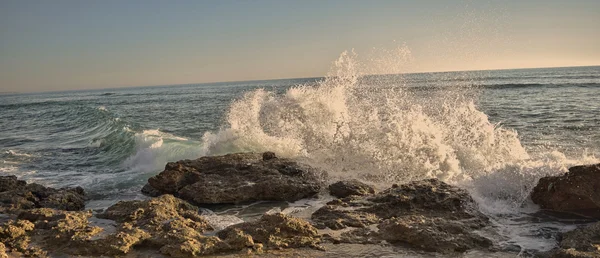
[1,58,599,255]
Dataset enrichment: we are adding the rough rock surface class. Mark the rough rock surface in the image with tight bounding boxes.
[378,215,493,253]
[312,178,492,253]
[0,176,85,211]
[328,180,375,198]
[142,152,326,204]
[544,221,600,258]
[218,213,322,250]
[96,194,224,257]
[531,163,600,218]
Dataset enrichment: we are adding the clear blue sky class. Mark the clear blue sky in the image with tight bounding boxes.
[1,0,599,92]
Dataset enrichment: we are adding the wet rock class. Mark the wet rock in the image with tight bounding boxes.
[94,194,266,257]
[531,163,600,218]
[98,194,211,232]
[328,180,375,198]
[93,225,151,255]
[339,227,382,244]
[0,176,85,211]
[312,178,492,253]
[141,183,162,197]
[364,178,486,220]
[378,215,493,253]
[0,219,39,256]
[218,213,322,250]
[311,205,379,230]
[262,151,277,161]
[0,176,26,192]
[142,152,326,204]
[313,178,488,230]
[0,242,6,258]
[546,222,600,258]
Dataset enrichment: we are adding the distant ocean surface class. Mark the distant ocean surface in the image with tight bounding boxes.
[1,64,600,254]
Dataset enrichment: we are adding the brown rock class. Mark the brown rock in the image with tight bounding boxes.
[143,152,326,204]
[378,215,493,253]
[0,219,37,256]
[311,205,379,230]
[531,163,600,218]
[312,178,492,254]
[0,176,85,211]
[218,213,322,250]
[546,222,600,258]
[0,242,7,258]
[328,180,375,198]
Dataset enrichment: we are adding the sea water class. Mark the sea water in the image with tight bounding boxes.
[1,49,599,255]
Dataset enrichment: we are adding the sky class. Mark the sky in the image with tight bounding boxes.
[1,0,599,92]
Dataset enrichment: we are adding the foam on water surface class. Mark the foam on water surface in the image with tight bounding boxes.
[197,47,599,253]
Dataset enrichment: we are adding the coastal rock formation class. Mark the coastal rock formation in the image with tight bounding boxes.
[545,222,600,258]
[378,215,492,253]
[1,190,322,257]
[328,180,375,198]
[313,178,492,253]
[531,163,600,218]
[0,175,85,211]
[142,152,326,204]
[218,213,322,250]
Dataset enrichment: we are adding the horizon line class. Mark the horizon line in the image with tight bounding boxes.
[4,64,599,95]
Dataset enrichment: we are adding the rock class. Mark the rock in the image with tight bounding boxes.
[95,194,224,256]
[531,163,600,218]
[218,213,322,250]
[328,180,375,198]
[378,215,493,253]
[142,152,326,204]
[312,178,492,253]
[0,242,7,258]
[339,228,382,244]
[98,194,211,232]
[4,193,317,256]
[0,176,85,211]
[545,222,600,258]
[311,205,379,230]
[141,183,162,197]
[0,176,26,192]
[0,219,40,256]
[262,151,277,161]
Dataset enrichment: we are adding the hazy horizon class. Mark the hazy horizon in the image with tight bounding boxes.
[2,0,599,93]
[2,64,597,95]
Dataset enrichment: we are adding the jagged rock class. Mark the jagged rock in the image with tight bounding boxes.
[339,227,382,244]
[218,213,322,250]
[311,205,379,230]
[544,222,600,258]
[378,215,493,253]
[142,152,326,204]
[531,163,600,218]
[98,194,211,231]
[141,183,162,197]
[0,219,41,256]
[328,180,375,198]
[313,178,491,253]
[95,195,228,256]
[0,176,85,211]
[0,242,7,258]
[0,176,26,192]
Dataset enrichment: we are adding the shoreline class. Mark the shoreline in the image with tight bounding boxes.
[1,152,599,258]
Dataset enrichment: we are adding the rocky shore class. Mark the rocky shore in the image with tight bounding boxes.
[1,152,599,257]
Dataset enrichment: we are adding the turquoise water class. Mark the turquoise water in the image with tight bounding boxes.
[1,65,599,254]
[1,66,599,201]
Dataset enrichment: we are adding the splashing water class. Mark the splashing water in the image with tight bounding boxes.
[202,47,585,192]
[199,47,598,253]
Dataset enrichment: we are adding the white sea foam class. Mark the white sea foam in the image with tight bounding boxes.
[123,129,203,174]
[198,47,598,252]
